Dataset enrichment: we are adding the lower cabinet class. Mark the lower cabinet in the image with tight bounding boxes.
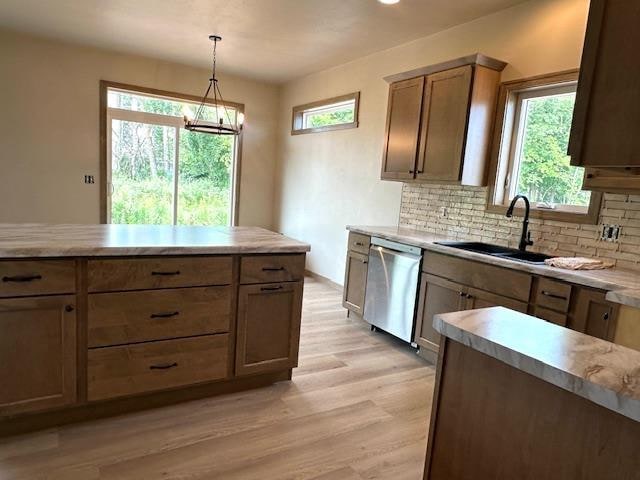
[235,281,303,376]
[415,274,528,358]
[569,287,618,341]
[415,274,465,355]
[343,250,368,315]
[0,295,77,415]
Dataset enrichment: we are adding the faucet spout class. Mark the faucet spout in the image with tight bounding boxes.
[506,195,533,252]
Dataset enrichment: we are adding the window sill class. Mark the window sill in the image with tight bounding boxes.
[485,194,602,225]
[291,121,358,136]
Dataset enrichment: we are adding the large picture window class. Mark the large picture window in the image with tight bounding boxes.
[101,82,243,226]
[487,71,602,223]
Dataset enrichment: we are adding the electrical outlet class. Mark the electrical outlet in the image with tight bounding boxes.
[600,224,620,242]
[84,175,95,184]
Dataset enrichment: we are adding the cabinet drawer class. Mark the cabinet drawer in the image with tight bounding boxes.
[0,260,75,298]
[87,256,232,292]
[423,252,532,302]
[88,287,231,347]
[348,232,371,255]
[87,335,229,401]
[240,255,305,285]
[535,278,572,313]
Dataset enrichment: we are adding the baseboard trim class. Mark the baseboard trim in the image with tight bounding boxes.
[304,270,342,291]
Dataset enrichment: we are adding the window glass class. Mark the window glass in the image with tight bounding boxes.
[511,90,590,210]
[107,87,237,226]
[302,100,356,129]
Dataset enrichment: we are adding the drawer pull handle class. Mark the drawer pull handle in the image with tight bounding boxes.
[262,267,285,272]
[151,270,181,276]
[149,362,178,370]
[354,242,365,246]
[150,311,180,319]
[541,291,567,301]
[2,274,42,283]
[261,285,283,291]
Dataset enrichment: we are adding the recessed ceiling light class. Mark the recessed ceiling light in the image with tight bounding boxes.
[378,0,400,4]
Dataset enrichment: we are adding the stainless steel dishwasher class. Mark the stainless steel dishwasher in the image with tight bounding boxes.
[363,237,421,344]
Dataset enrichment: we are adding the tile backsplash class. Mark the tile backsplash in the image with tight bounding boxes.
[399,183,640,272]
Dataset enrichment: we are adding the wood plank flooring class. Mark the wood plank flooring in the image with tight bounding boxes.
[0,277,436,480]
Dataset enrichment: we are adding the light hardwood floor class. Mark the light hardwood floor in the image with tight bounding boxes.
[0,277,436,480]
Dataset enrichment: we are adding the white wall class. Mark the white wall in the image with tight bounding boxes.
[0,29,280,228]
[274,0,589,284]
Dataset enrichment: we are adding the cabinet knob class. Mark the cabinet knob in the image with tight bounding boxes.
[603,312,610,321]
[459,291,465,297]
[466,294,473,299]
[65,305,75,312]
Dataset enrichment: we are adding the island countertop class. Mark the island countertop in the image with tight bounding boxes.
[434,307,640,422]
[0,224,311,257]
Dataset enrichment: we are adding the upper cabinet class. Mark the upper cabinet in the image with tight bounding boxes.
[570,0,640,170]
[381,77,425,180]
[381,54,506,185]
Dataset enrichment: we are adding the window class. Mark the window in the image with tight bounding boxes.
[291,92,359,135]
[487,71,601,223]
[101,82,242,226]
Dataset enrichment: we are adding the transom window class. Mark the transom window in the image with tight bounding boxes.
[488,71,601,222]
[103,83,242,226]
[292,92,359,135]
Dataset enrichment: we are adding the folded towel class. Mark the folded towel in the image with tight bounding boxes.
[544,257,614,270]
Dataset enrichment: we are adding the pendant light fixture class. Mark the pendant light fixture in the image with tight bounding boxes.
[184,35,243,135]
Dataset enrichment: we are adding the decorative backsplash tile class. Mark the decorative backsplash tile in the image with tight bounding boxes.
[399,183,640,272]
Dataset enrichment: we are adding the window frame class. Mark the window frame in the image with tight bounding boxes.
[99,80,244,225]
[291,92,360,135]
[485,70,602,224]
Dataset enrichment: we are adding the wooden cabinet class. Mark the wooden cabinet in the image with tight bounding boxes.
[415,273,529,359]
[416,66,472,182]
[0,296,76,415]
[236,282,303,376]
[415,274,466,356]
[381,77,425,180]
[570,0,640,170]
[569,287,618,341]
[381,54,506,185]
[343,251,368,316]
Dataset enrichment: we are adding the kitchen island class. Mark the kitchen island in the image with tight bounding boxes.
[423,307,640,480]
[0,224,310,436]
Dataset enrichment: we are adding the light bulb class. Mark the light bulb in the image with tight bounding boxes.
[378,0,399,4]
[238,112,245,126]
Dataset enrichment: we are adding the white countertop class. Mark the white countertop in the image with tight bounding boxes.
[348,225,640,308]
[434,307,640,422]
[0,224,310,257]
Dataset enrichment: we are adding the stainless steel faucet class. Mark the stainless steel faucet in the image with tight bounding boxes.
[506,195,534,252]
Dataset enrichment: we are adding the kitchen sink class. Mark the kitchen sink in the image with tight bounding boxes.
[434,241,555,265]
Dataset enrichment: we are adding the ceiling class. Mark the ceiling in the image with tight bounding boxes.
[0,0,528,83]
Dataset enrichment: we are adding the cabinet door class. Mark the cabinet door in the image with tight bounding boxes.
[569,0,640,168]
[0,295,77,415]
[417,65,472,181]
[415,274,465,354]
[569,287,618,341]
[381,77,424,180]
[342,251,368,315]
[464,287,528,313]
[236,282,303,376]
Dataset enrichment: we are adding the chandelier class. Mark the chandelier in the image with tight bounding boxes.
[184,35,243,135]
